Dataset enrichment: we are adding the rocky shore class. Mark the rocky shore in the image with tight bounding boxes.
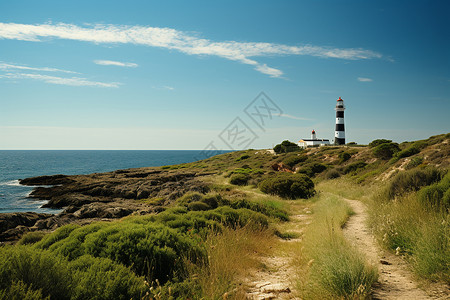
[0,167,211,242]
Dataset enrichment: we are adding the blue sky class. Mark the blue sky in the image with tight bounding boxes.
[0,0,448,150]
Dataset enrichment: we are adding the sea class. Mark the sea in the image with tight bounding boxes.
[0,150,228,214]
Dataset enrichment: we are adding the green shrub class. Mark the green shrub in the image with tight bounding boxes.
[0,280,48,300]
[405,156,424,169]
[298,162,327,177]
[69,255,146,300]
[236,154,250,161]
[258,173,315,199]
[369,139,392,148]
[385,167,443,200]
[372,142,400,159]
[17,232,47,245]
[282,154,307,168]
[393,146,420,161]
[0,246,72,300]
[188,201,211,211]
[230,174,249,185]
[343,161,367,174]
[417,172,450,211]
[273,140,300,154]
[324,169,341,179]
[338,152,351,163]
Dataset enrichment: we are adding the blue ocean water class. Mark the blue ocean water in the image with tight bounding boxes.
[0,150,226,214]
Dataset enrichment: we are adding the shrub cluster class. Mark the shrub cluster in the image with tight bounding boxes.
[385,167,443,200]
[417,172,450,211]
[230,173,249,185]
[258,173,315,199]
[282,154,307,168]
[338,152,351,163]
[342,161,367,174]
[176,192,288,221]
[369,139,392,148]
[297,162,327,177]
[273,140,300,154]
[372,142,400,159]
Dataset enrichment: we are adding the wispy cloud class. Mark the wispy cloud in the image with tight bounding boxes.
[276,113,313,121]
[94,60,138,67]
[152,85,174,90]
[0,62,78,73]
[0,22,384,78]
[0,72,119,88]
[357,77,373,82]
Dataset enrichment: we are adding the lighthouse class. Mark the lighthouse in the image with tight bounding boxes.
[334,97,346,145]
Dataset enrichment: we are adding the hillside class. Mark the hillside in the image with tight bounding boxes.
[0,133,448,299]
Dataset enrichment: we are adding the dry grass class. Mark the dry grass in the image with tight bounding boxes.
[187,224,277,299]
[296,193,378,299]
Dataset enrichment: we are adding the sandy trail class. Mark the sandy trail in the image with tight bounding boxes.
[343,198,448,300]
[244,208,311,299]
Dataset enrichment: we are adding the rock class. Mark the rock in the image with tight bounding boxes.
[261,284,291,293]
[0,212,52,232]
[19,174,73,186]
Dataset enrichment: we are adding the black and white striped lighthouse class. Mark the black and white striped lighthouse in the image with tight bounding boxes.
[334,97,346,145]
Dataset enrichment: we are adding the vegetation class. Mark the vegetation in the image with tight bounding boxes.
[259,173,315,199]
[297,194,378,299]
[372,142,400,159]
[1,133,448,298]
[230,173,249,185]
[273,140,300,154]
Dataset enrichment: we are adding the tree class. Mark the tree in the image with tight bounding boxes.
[273,140,300,154]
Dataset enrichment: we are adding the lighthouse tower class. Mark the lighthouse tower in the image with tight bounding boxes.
[334,97,346,145]
[311,129,316,140]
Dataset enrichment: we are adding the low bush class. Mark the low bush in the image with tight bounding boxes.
[35,221,205,283]
[230,173,249,185]
[338,152,351,163]
[298,162,328,177]
[258,173,315,199]
[405,156,424,169]
[342,161,367,174]
[417,172,450,211]
[385,167,443,200]
[372,142,400,159]
[282,154,307,168]
[369,139,392,148]
[324,169,341,179]
[236,154,250,161]
[17,232,47,245]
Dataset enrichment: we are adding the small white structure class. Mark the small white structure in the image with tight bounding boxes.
[298,130,330,148]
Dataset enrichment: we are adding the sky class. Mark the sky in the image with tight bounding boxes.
[0,0,449,150]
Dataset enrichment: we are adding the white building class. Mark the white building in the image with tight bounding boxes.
[298,130,330,148]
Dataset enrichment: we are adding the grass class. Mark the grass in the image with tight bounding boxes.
[187,224,276,299]
[296,193,378,299]
[369,191,450,283]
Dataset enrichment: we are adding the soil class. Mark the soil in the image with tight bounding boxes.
[244,205,311,299]
[342,198,449,300]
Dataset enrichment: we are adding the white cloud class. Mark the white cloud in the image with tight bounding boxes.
[151,85,174,90]
[275,113,313,121]
[254,64,283,78]
[357,77,373,82]
[0,22,384,78]
[0,62,78,73]
[0,72,119,88]
[94,60,138,67]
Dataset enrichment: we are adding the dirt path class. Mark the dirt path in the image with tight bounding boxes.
[244,205,311,300]
[343,198,448,300]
